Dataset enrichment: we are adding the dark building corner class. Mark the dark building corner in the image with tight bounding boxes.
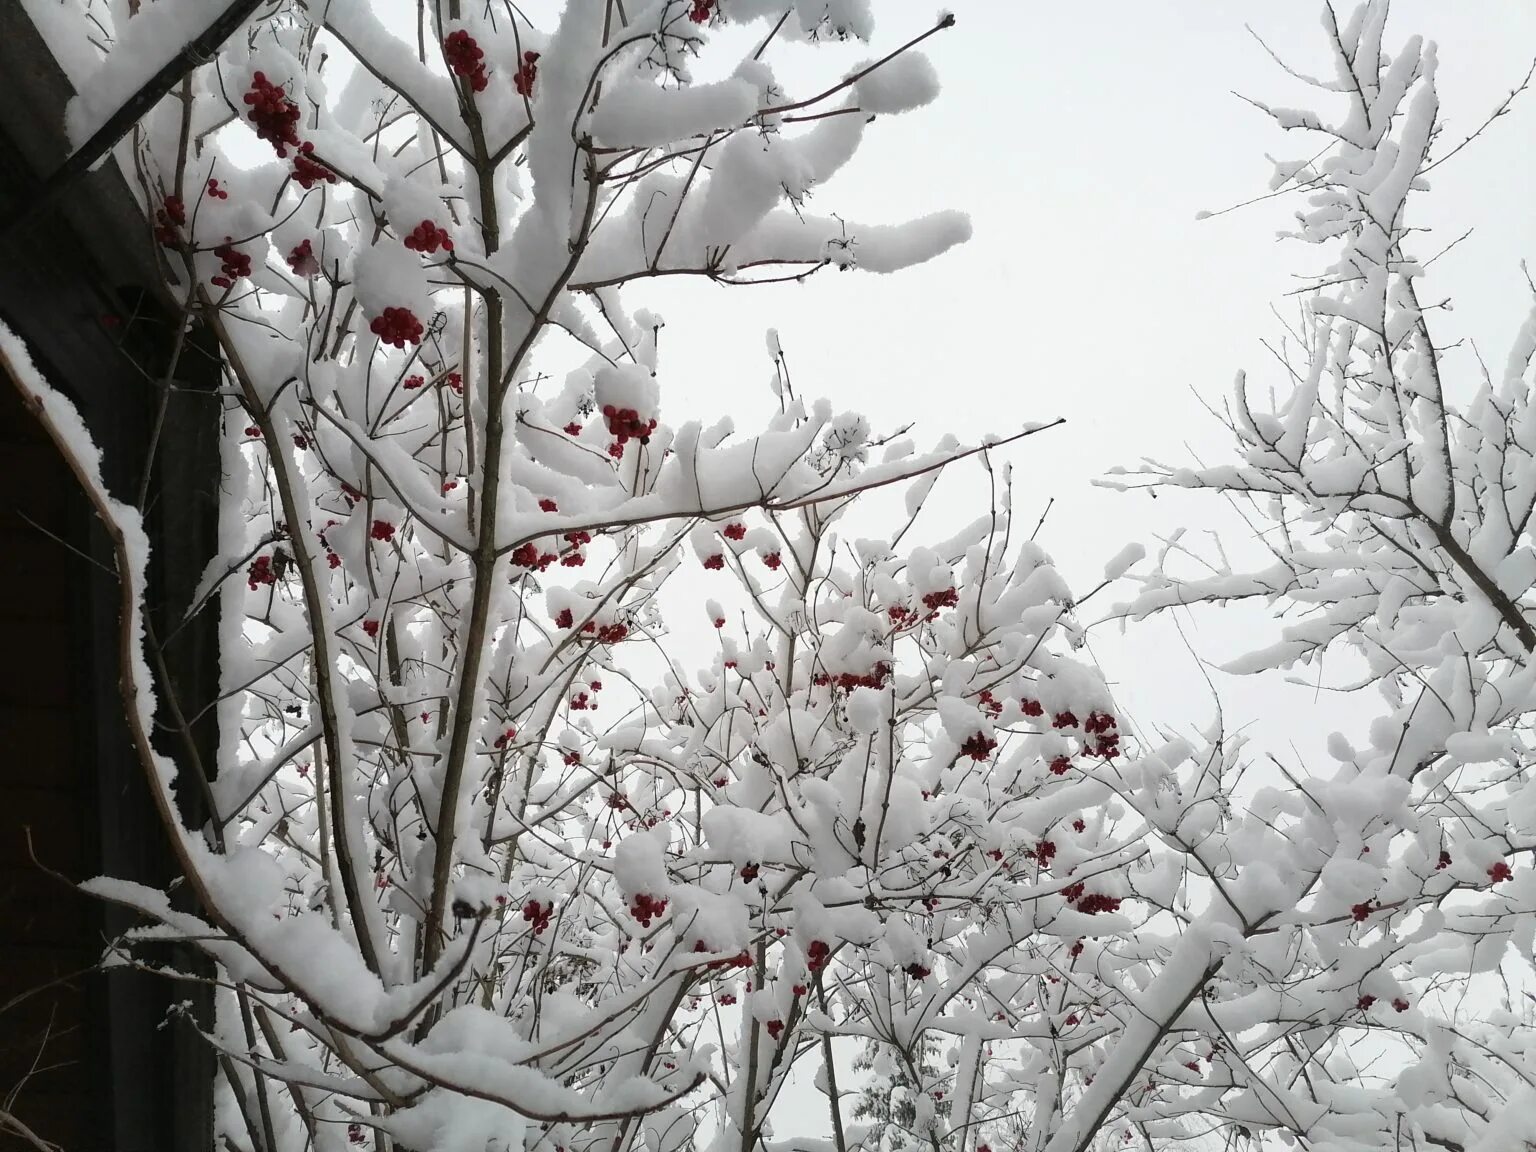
[0,8,221,1151]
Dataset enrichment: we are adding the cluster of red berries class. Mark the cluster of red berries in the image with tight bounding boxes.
[1436,849,1452,870]
[153,195,185,246]
[738,863,759,881]
[1083,710,1120,758]
[761,551,782,569]
[693,940,752,971]
[1021,698,1044,718]
[1049,755,1072,776]
[569,691,592,711]
[404,219,453,254]
[563,750,581,766]
[806,939,831,971]
[1060,882,1121,915]
[206,178,229,201]
[210,238,251,289]
[443,31,490,92]
[702,553,725,570]
[596,622,627,644]
[1032,839,1057,866]
[244,72,302,156]
[291,141,336,190]
[688,0,715,22]
[493,727,517,750]
[603,404,657,447]
[978,688,1003,716]
[369,519,395,542]
[1489,860,1514,883]
[564,421,583,436]
[404,375,425,390]
[903,961,931,979]
[554,607,574,628]
[811,662,893,692]
[629,892,668,927]
[960,732,997,761]
[287,238,320,277]
[1351,901,1375,922]
[362,619,380,638]
[521,899,552,934]
[765,1019,784,1040]
[247,554,277,590]
[348,1123,366,1144]
[1052,710,1079,730]
[370,306,424,348]
[514,50,540,97]
[722,522,746,541]
[510,541,558,570]
[922,587,959,612]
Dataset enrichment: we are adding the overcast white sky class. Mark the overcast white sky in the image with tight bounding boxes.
[640,0,1536,780]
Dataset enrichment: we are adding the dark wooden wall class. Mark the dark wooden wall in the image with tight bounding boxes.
[0,7,222,1151]
[0,379,104,1152]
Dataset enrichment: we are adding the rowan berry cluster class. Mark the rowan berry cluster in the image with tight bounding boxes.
[688,0,715,22]
[211,239,251,289]
[1061,883,1121,915]
[369,307,424,348]
[291,142,336,190]
[287,238,320,277]
[629,893,667,927]
[443,31,489,92]
[403,219,453,254]
[244,72,302,156]
[521,900,552,934]
[693,941,752,971]
[514,50,540,97]
[154,196,185,246]
[247,554,277,590]
[602,404,657,451]
[1083,709,1120,757]
[922,587,958,612]
[960,732,997,761]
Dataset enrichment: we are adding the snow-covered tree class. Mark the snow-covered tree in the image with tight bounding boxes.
[1102,3,1536,1150]
[5,2,1532,1152]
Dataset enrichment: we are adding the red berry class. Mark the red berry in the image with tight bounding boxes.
[287,238,320,277]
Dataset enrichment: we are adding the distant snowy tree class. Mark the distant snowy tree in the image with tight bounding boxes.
[1103,2,1536,1150]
